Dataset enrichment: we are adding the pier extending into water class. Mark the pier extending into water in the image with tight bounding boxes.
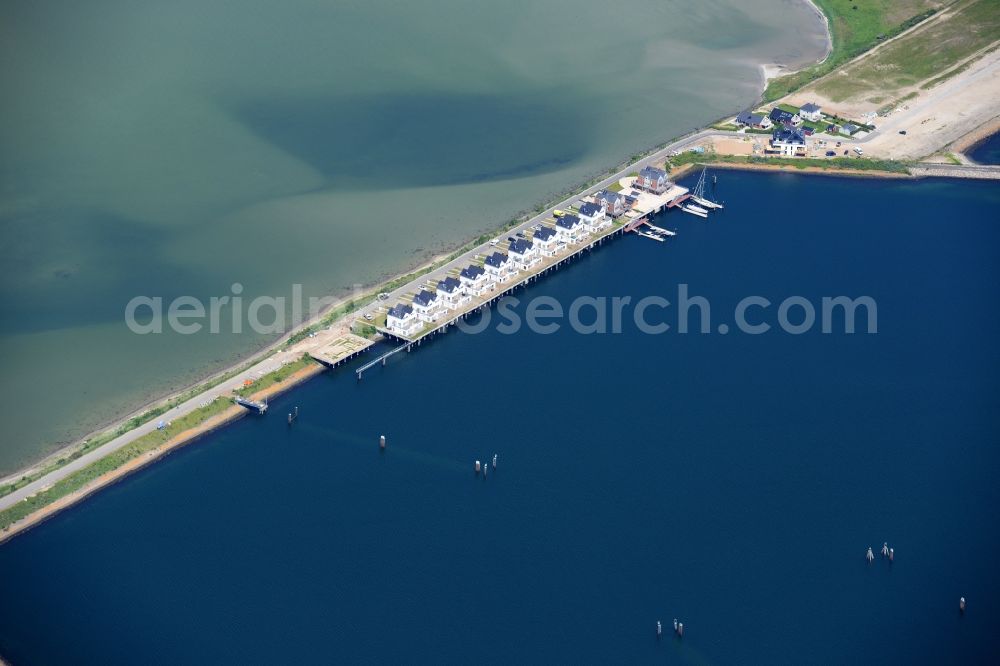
[356,343,410,379]
[369,176,720,356]
[234,397,268,414]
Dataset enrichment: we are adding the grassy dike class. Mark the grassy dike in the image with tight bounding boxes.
[0,354,280,500]
[0,355,319,534]
[668,149,912,175]
[763,0,939,102]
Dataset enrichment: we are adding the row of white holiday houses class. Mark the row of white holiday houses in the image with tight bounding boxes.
[385,200,619,337]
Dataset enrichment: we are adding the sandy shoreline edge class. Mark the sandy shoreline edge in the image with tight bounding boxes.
[0,362,326,545]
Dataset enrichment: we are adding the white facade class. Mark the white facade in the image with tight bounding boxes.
[799,104,823,122]
[437,284,470,310]
[484,255,514,283]
[412,292,442,323]
[459,270,490,296]
[555,220,584,244]
[533,235,557,257]
[771,138,806,156]
[509,240,540,271]
[577,204,607,232]
[387,307,421,337]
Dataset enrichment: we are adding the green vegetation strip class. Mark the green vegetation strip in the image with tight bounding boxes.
[811,0,1000,103]
[763,0,939,102]
[0,356,319,532]
[668,150,911,175]
[234,355,317,398]
[0,355,280,500]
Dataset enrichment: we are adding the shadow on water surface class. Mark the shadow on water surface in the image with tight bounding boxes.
[228,91,597,189]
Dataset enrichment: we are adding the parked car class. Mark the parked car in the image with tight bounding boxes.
[898,130,907,135]
[825,150,837,157]
[836,141,842,147]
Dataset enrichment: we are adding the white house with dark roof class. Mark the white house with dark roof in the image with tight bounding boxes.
[799,102,823,122]
[555,213,584,243]
[635,166,670,194]
[840,123,859,136]
[459,264,490,296]
[386,303,421,337]
[770,127,808,156]
[484,251,514,283]
[436,276,470,310]
[532,226,558,257]
[578,201,610,231]
[735,110,773,129]
[412,289,442,323]
[508,237,540,270]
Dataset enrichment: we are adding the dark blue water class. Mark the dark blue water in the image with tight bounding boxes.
[968,131,1000,165]
[1,172,998,664]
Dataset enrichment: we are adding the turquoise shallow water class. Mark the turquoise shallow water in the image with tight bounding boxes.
[0,172,997,663]
[0,0,828,472]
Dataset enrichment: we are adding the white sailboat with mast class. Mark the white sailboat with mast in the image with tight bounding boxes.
[690,167,724,210]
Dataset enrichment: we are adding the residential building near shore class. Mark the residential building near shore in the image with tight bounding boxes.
[770,126,808,156]
[383,173,693,340]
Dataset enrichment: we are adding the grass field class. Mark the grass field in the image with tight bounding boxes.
[763,0,944,101]
[811,0,1000,102]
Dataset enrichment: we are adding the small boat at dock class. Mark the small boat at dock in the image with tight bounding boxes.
[682,204,708,218]
[691,195,723,210]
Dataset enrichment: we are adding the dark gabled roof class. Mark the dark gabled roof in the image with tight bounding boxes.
[769,108,796,123]
[413,289,437,307]
[624,195,638,205]
[460,264,485,280]
[485,251,509,268]
[842,123,859,133]
[556,214,581,229]
[534,226,556,241]
[509,237,534,255]
[388,304,413,319]
[437,276,461,293]
[638,165,667,180]
[578,202,604,217]
[595,190,624,205]
[772,127,806,144]
[800,102,821,113]
[737,110,767,125]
